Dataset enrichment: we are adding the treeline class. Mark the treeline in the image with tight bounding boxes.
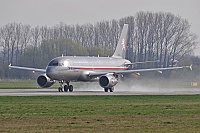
[0,11,198,78]
[21,39,113,69]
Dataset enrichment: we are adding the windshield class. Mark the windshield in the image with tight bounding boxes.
[48,60,70,67]
[48,60,59,66]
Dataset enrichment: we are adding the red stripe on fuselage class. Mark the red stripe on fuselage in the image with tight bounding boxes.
[69,66,127,71]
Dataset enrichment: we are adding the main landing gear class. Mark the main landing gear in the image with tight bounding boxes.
[58,81,73,92]
[104,87,114,92]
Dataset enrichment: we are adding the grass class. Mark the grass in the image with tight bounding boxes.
[1,95,200,132]
[0,80,38,89]
[0,80,98,89]
[0,80,58,89]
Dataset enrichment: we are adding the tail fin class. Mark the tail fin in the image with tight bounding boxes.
[112,24,128,59]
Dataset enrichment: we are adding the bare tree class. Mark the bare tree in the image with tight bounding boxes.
[31,26,41,67]
[0,11,198,78]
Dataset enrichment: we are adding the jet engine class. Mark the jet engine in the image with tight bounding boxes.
[99,75,118,88]
[37,74,55,88]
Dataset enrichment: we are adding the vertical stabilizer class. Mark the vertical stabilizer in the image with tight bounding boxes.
[112,24,128,59]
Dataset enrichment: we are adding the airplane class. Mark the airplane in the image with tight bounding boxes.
[9,24,192,92]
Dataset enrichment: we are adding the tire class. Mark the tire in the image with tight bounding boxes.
[64,85,68,92]
[104,88,108,92]
[109,87,114,92]
[58,87,62,92]
[69,85,73,92]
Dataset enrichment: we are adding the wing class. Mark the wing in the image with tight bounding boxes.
[9,64,46,73]
[89,65,192,77]
[114,65,192,75]
[125,60,160,66]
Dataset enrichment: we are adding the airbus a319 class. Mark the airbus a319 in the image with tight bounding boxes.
[9,24,192,92]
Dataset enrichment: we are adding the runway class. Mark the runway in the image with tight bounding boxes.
[0,88,199,96]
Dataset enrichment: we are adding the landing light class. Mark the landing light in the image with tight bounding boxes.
[157,71,162,74]
[135,73,140,76]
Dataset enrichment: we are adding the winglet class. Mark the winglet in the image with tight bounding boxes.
[184,64,193,70]
[189,64,193,70]
[8,64,12,69]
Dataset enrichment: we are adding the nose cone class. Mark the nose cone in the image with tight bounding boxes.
[46,67,55,79]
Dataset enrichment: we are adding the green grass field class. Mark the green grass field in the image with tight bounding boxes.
[0,80,98,89]
[1,95,200,132]
[0,80,57,89]
[0,80,38,89]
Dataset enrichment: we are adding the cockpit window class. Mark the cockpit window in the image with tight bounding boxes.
[48,60,59,66]
[53,62,59,66]
[59,62,64,66]
[48,60,70,67]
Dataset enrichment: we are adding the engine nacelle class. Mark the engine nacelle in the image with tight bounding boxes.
[99,75,118,88]
[37,74,55,88]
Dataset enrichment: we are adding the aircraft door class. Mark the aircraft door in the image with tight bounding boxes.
[63,60,70,67]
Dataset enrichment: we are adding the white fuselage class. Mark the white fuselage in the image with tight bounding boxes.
[46,56,131,81]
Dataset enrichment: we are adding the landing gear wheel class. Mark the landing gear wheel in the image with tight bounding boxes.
[109,87,114,92]
[64,85,69,92]
[58,81,74,92]
[58,87,63,92]
[104,88,108,92]
[69,85,73,92]
[58,81,64,92]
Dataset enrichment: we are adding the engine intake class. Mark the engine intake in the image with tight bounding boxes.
[99,75,118,88]
[37,74,55,88]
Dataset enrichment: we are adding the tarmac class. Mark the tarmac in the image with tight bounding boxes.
[0,88,199,96]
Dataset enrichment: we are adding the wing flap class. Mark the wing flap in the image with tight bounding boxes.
[88,72,109,77]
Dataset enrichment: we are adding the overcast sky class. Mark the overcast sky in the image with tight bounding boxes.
[0,0,199,55]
